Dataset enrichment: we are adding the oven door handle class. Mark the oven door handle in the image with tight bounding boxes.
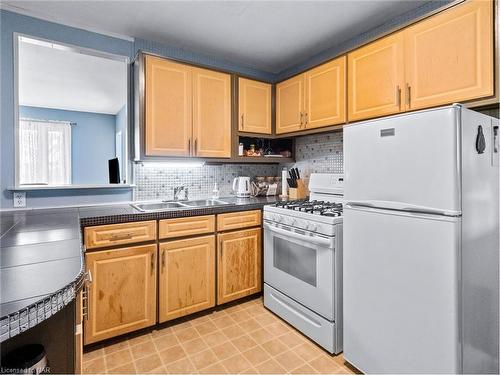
[264,224,332,247]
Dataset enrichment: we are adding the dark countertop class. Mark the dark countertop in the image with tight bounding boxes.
[0,195,278,342]
[0,208,85,342]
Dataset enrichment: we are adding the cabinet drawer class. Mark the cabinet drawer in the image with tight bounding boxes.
[217,210,262,231]
[159,215,215,239]
[84,221,157,249]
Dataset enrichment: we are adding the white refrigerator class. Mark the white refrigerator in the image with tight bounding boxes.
[343,105,499,374]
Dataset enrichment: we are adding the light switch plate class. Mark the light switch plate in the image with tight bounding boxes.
[13,192,26,208]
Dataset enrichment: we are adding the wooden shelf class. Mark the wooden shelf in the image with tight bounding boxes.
[233,156,294,164]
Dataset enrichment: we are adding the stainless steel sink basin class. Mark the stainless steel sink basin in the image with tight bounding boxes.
[131,199,230,212]
[182,199,230,207]
[131,201,190,212]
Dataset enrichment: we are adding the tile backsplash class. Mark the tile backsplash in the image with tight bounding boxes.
[133,131,344,200]
[284,131,344,185]
[133,163,280,201]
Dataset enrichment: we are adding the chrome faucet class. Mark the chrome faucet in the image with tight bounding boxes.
[173,186,188,201]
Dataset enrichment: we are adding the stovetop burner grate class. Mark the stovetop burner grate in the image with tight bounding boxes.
[274,199,343,217]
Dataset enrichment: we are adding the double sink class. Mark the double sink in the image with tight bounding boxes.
[131,198,230,212]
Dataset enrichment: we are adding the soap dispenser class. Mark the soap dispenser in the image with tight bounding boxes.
[212,182,220,199]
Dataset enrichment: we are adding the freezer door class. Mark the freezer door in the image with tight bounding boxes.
[343,206,461,374]
[344,106,461,214]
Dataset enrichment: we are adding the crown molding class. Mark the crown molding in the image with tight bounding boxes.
[0,2,135,42]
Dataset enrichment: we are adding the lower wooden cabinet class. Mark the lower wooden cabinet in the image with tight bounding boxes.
[217,228,262,304]
[84,244,157,345]
[159,235,216,322]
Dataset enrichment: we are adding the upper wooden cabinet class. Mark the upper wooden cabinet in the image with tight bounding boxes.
[238,78,272,134]
[84,244,157,344]
[305,57,346,129]
[404,0,493,111]
[277,56,347,134]
[276,74,305,134]
[348,33,405,121]
[192,67,232,158]
[142,55,231,158]
[145,56,192,157]
[348,0,494,122]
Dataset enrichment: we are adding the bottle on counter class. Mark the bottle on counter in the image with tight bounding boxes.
[212,182,220,199]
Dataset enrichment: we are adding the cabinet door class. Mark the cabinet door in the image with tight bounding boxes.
[84,244,157,344]
[404,0,493,110]
[217,228,262,304]
[145,55,192,156]
[159,235,215,322]
[348,33,405,122]
[238,78,272,134]
[276,74,305,134]
[192,68,231,158]
[304,56,346,129]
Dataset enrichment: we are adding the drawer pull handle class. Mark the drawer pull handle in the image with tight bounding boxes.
[82,270,92,321]
[110,232,134,241]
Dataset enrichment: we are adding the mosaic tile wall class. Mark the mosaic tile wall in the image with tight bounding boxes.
[133,132,344,200]
[283,131,344,186]
[133,163,280,201]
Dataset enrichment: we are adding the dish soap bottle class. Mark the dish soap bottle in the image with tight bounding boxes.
[212,182,220,199]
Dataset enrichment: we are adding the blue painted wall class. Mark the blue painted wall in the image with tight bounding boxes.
[0,10,134,209]
[0,1,448,209]
[0,9,276,209]
[19,106,117,185]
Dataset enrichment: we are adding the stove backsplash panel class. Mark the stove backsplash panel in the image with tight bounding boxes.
[284,132,343,183]
[134,163,280,201]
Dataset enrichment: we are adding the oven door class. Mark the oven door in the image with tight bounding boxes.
[264,221,335,320]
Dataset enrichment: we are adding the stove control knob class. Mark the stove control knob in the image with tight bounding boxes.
[308,223,318,231]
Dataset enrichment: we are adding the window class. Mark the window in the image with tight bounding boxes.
[19,119,72,185]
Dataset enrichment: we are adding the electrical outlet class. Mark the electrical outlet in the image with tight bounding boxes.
[13,192,26,208]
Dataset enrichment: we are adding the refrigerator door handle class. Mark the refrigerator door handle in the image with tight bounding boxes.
[345,200,461,217]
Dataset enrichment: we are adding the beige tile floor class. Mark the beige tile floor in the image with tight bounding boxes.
[83,297,359,374]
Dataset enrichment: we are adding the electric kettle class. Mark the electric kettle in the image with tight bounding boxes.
[232,176,252,197]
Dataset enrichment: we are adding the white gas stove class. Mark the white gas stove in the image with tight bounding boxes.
[263,173,343,354]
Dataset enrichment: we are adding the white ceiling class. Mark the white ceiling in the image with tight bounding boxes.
[19,38,127,114]
[6,0,429,74]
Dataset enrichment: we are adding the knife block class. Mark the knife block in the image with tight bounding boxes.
[289,179,308,200]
